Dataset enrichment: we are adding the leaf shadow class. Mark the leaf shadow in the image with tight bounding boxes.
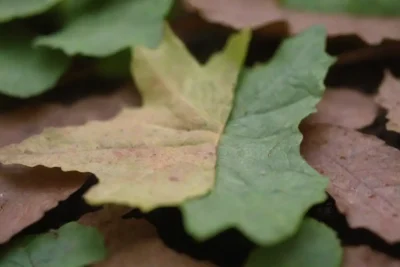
[309,195,400,260]
[141,207,255,267]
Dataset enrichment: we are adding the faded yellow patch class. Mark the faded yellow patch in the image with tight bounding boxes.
[0,24,250,211]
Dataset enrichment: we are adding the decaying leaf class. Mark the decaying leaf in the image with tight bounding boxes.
[0,222,106,267]
[301,123,400,243]
[282,0,400,16]
[0,25,70,98]
[342,246,400,267]
[35,0,174,56]
[79,206,214,267]
[0,25,250,211]
[184,0,400,43]
[0,85,139,147]
[306,88,379,129]
[182,26,334,245]
[245,219,342,267]
[375,71,400,133]
[0,85,137,244]
[0,166,86,244]
[0,0,62,22]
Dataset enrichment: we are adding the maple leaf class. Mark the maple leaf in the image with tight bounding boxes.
[0,0,62,22]
[0,24,250,211]
[282,0,400,16]
[306,88,379,129]
[245,219,342,267]
[375,71,400,133]
[184,0,400,43]
[0,222,106,267]
[301,123,400,243]
[35,0,175,56]
[342,246,400,267]
[79,206,214,267]
[182,26,335,245]
[0,25,70,98]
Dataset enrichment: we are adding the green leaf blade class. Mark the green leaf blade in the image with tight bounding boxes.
[282,0,400,16]
[0,0,63,22]
[0,222,107,267]
[0,25,70,98]
[245,219,342,267]
[182,26,336,245]
[35,0,174,57]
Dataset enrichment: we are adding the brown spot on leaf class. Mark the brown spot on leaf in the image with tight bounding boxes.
[169,176,180,182]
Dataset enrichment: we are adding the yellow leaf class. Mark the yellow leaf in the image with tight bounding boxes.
[0,24,250,211]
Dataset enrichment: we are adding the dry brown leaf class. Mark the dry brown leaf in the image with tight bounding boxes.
[0,166,86,244]
[79,206,215,267]
[375,71,400,133]
[0,86,138,243]
[184,0,400,43]
[342,246,400,267]
[0,86,139,147]
[301,123,400,243]
[306,88,379,129]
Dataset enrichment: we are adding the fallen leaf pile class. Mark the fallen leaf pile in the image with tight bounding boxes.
[1,0,400,266]
[184,0,400,43]
[0,26,250,212]
[79,206,215,267]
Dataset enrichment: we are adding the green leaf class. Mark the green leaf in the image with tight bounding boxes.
[245,219,342,267]
[35,0,175,57]
[281,0,400,16]
[0,0,63,22]
[0,222,107,267]
[95,49,131,79]
[56,0,94,22]
[0,25,70,98]
[182,26,336,245]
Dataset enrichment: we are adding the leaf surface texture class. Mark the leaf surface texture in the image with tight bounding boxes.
[182,26,335,244]
[0,25,250,211]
